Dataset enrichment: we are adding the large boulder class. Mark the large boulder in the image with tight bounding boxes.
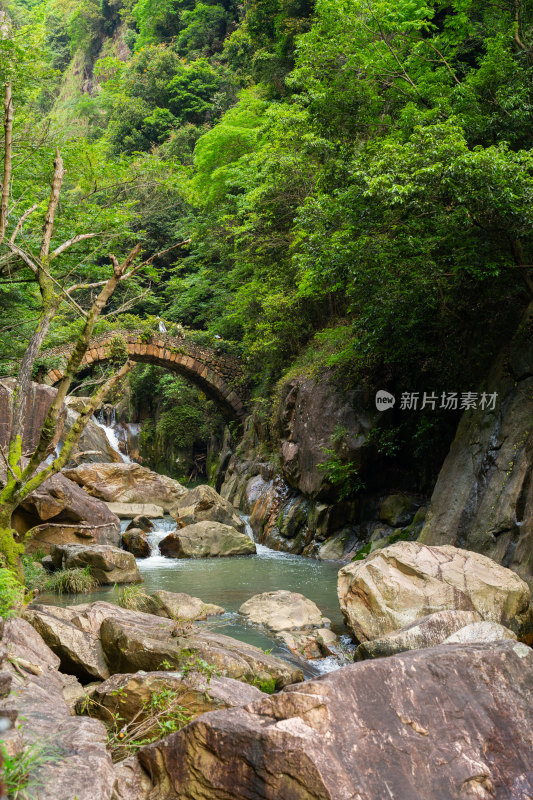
[338,542,531,641]
[121,529,151,559]
[0,380,64,455]
[356,609,482,659]
[88,603,303,688]
[171,484,245,532]
[26,601,303,690]
[50,544,141,585]
[82,670,264,726]
[0,617,116,800]
[159,521,256,558]
[14,472,121,555]
[63,462,187,511]
[239,590,336,659]
[23,604,110,682]
[136,640,533,800]
[419,302,533,591]
[144,590,224,620]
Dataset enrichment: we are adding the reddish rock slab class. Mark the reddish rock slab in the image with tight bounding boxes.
[138,640,533,800]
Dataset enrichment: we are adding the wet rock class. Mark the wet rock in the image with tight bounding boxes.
[50,544,142,585]
[23,604,110,682]
[0,617,116,800]
[171,484,245,532]
[239,590,336,659]
[145,590,224,620]
[443,621,518,645]
[338,542,531,642]
[126,516,154,533]
[121,529,151,559]
[356,609,482,659]
[63,462,187,511]
[82,670,264,727]
[136,640,533,800]
[159,521,256,558]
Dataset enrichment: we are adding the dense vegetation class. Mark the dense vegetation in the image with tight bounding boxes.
[1,0,532,486]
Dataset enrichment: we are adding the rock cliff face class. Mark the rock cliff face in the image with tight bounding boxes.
[0,380,118,464]
[220,379,426,558]
[420,301,533,589]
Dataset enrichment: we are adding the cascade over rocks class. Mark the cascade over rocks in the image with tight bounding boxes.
[63,462,187,511]
[171,483,245,532]
[159,520,256,558]
[50,543,142,584]
[135,640,533,800]
[338,541,531,642]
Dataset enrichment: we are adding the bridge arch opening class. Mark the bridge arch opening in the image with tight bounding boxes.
[43,331,246,421]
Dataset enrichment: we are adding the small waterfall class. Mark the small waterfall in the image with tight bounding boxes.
[94,409,132,463]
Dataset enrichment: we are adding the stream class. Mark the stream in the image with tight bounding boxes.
[39,515,351,677]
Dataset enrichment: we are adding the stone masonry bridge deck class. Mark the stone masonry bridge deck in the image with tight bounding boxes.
[42,330,245,419]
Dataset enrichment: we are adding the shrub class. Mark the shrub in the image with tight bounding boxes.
[0,569,24,618]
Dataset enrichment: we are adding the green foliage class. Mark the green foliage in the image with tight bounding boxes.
[249,675,276,693]
[318,449,365,500]
[0,569,24,618]
[44,567,98,595]
[22,554,48,593]
[1,740,59,799]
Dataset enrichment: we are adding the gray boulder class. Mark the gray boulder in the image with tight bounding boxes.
[159,521,256,558]
[50,544,141,584]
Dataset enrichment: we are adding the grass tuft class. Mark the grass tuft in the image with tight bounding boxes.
[44,567,98,595]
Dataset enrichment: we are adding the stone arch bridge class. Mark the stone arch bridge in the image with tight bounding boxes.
[42,330,245,419]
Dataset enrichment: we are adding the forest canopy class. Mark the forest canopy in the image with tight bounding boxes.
[1,0,532,481]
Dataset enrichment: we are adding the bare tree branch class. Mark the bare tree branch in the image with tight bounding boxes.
[10,203,39,243]
[39,149,65,263]
[0,82,13,243]
[51,232,101,259]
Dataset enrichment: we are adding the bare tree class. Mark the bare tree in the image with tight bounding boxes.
[0,92,183,579]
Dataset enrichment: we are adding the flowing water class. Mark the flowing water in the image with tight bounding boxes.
[93,410,132,463]
[41,515,351,676]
